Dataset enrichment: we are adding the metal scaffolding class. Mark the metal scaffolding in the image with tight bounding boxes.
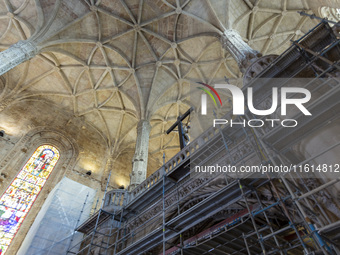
[68,19,340,255]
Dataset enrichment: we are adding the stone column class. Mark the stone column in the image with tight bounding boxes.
[220,29,261,73]
[0,40,37,76]
[101,157,114,191]
[130,120,151,190]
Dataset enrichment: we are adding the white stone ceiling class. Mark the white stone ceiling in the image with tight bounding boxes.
[0,0,320,185]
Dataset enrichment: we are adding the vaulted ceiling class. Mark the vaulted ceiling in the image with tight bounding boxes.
[0,0,321,186]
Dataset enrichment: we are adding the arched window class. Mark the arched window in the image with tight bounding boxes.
[0,145,60,255]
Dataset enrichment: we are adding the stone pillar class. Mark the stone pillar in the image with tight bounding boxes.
[0,40,37,76]
[220,29,261,73]
[130,120,151,190]
[101,157,114,191]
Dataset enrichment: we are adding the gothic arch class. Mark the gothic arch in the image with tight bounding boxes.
[0,127,79,254]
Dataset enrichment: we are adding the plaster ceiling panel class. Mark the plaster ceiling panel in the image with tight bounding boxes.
[162,0,177,8]
[258,0,282,9]
[93,70,113,91]
[162,63,177,77]
[143,32,170,59]
[105,31,135,63]
[39,0,90,42]
[139,0,174,23]
[89,69,107,88]
[0,18,23,45]
[0,0,6,12]
[268,34,294,54]
[52,43,96,64]
[37,94,72,111]
[9,0,38,35]
[99,91,120,109]
[104,46,130,67]
[229,0,250,31]
[90,47,106,66]
[183,0,223,31]
[144,14,177,42]
[300,18,319,33]
[203,0,229,29]
[276,13,303,33]
[76,91,95,113]
[118,90,138,111]
[149,120,163,138]
[58,0,90,21]
[147,67,177,106]
[213,60,239,81]
[82,110,108,142]
[114,70,131,87]
[197,41,221,61]
[251,12,279,39]
[48,11,98,41]
[135,33,158,66]
[54,69,82,99]
[24,70,72,95]
[99,111,125,142]
[151,82,180,112]
[182,66,201,82]
[48,52,82,66]
[98,11,132,41]
[287,0,309,9]
[18,56,53,86]
[0,17,10,43]
[117,114,138,144]
[96,90,114,107]
[177,37,216,63]
[3,63,25,92]
[99,0,133,22]
[179,63,192,78]
[176,14,218,41]
[118,75,140,110]
[75,70,92,94]
[135,65,155,103]
[123,122,138,143]
[161,47,176,61]
[124,0,140,20]
[199,61,225,84]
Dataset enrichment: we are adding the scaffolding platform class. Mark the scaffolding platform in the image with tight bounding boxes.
[76,210,113,234]
[68,19,340,255]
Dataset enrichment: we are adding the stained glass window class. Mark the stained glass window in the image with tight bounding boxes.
[0,145,60,255]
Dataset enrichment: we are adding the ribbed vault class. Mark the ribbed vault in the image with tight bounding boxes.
[0,0,320,186]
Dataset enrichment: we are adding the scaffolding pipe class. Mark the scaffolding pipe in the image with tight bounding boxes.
[317,220,340,233]
[67,192,90,254]
[298,178,340,200]
[245,117,311,254]
[238,180,268,254]
[298,11,340,27]
[87,171,112,255]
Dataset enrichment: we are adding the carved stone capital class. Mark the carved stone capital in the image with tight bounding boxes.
[220,29,261,73]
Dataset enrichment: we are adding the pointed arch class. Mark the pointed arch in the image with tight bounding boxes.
[0,145,60,255]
